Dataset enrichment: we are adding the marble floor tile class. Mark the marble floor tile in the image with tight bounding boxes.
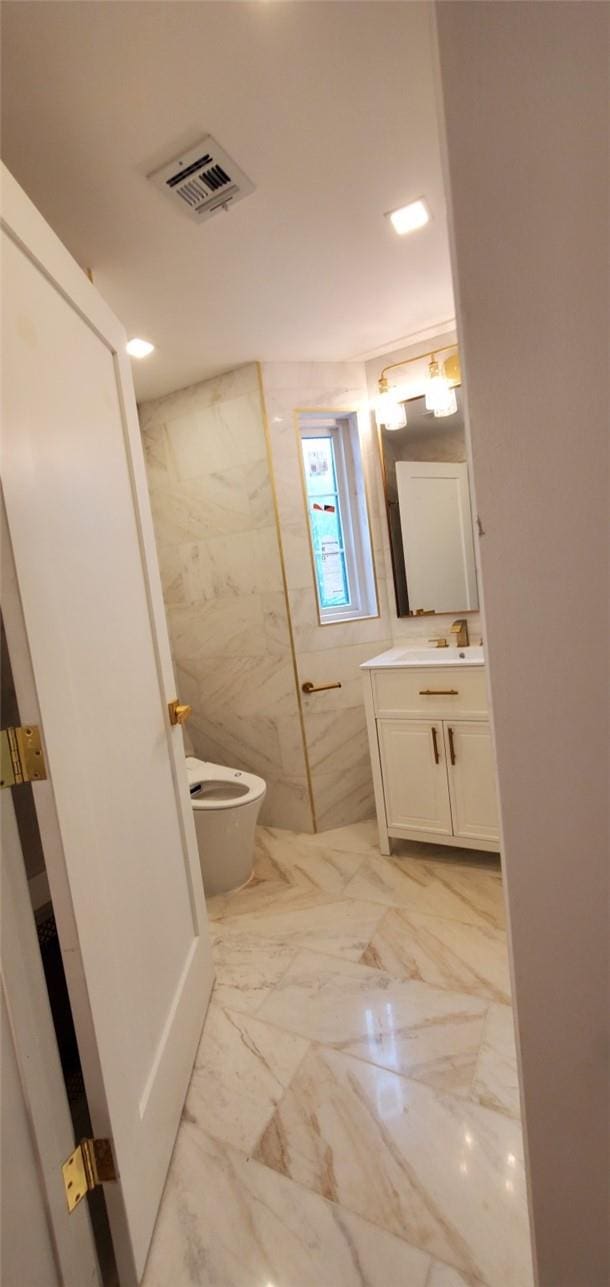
[472,1003,521,1119]
[344,854,506,930]
[307,817,380,854]
[209,923,297,1014]
[256,826,367,894]
[427,1263,488,1287]
[212,894,386,962]
[258,950,488,1093]
[185,1004,308,1153]
[361,907,511,1004]
[142,1126,433,1287]
[255,1046,532,1287]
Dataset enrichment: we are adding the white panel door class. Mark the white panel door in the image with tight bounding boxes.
[377,719,453,835]
[444,721,500,844]
[396,459,478,612]
[1,166,213,1284]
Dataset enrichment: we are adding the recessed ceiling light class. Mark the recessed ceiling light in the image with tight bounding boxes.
[386,199,430,236]
[126,337,155,359]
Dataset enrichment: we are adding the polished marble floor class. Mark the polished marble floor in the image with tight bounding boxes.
[143,822,533,1287]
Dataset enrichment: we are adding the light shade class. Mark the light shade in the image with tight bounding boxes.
[375,389,407,431]
[425,356,457,417]
[387,199,430,236]
[126,337,155,359]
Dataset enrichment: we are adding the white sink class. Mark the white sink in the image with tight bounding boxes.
[361,645,485,669]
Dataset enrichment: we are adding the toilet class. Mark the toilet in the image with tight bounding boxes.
[185,756,266,896]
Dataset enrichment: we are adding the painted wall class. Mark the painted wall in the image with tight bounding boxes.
[261,363,393,830]
[140,363,313,831]
[435,3,609,1283]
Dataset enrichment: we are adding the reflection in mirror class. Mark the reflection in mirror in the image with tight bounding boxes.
[378,387,479,617]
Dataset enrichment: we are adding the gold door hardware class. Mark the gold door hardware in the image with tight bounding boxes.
[448,726,457,765]
[301,680,342,694]
[419,689,459,696]
[0,725,47,789]
[62,1138,117,1213]
[431,726,440,765]
[168,699,192,726]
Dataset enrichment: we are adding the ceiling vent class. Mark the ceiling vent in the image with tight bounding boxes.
[148,136,255,224]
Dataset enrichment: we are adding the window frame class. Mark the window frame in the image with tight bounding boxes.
[298,412,378,626]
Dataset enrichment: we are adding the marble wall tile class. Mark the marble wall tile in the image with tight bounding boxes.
[184,1004,308,1153]
[314,758,376,832]
[304,705,370,774]
[298,638,393,711]
[472,1003,521,1119]
[142,1125,433,1287]
[140,367,312,830]
[257,950,488,1094]
[361,907,512,1004]
[254,1045,533,1286]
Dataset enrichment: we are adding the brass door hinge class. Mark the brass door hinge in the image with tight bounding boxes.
[0,724,47,788]
[62,1138,117,1213]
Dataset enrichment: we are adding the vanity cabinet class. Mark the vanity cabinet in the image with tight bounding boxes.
[362,656,500,854]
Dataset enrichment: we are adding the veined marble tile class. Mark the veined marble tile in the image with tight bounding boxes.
[255,1046,533,1287]
[149,468,253,545]
[140,361,259,431]
[362,907,511,1004]
[257,950,487,1093]
[167,596,268,668]
[212,893,386,961]
[259,774,314,833]
[244,457,274,527]
[141,422,171,492]
[184,1005,308,1153]
[255,827,367,895]
[142,1126,432,1287]
[472,1004,521,1120]
[197,654,296,718]
[314,758,376,833]
[303,705,370,774]
[308,818,380,854]
[165,393,265,481]
[208,923,297,1013]
[261,590,293,655]
[344,854,505,929]
[427,1264,488,1287]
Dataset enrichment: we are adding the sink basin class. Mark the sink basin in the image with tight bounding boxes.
[361,645,485,669]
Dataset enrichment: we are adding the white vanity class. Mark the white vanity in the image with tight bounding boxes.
[362,646,500,855]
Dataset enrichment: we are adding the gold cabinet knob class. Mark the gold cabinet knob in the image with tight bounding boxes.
[168,699,192,726]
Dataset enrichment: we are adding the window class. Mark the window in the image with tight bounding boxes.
[299,412,378,624]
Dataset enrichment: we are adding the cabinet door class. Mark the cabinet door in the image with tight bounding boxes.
[377,719,453,835]
[444,721,500,844]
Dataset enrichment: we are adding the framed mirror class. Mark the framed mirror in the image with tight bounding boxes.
[377,386,480,617]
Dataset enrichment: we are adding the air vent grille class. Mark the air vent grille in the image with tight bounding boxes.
[149,136,255,224]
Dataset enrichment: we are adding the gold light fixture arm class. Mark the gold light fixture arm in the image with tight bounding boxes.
[378,343,459,386]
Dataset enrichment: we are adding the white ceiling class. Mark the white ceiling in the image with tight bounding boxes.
[0,1,455,401]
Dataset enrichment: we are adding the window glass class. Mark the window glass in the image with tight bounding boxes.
[301,435,350,609]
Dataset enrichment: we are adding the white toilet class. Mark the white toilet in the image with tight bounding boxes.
[186,755,266,896]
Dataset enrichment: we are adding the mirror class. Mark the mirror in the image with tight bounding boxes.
[378,387,479,617]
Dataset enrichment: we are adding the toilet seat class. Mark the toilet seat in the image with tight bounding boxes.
[186,756,266,811]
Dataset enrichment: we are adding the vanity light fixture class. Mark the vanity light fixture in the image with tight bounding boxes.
[126,337,155,359]
[386,198,430,236]
[375,375,407,430]
[425,354,458,417]
[375,345,460,429]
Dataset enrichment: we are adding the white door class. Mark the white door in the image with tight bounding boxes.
[396,460,478,612]
[377,719,453,835]
[444,721,500,844]
[1,792,101,1287]
[1,165,214,1284]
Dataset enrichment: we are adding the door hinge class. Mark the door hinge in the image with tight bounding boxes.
[0,724,47,788]
[62,1138,117,1213]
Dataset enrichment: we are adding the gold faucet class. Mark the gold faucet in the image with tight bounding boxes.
[450,618,469,647]
[428,637,449,648]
